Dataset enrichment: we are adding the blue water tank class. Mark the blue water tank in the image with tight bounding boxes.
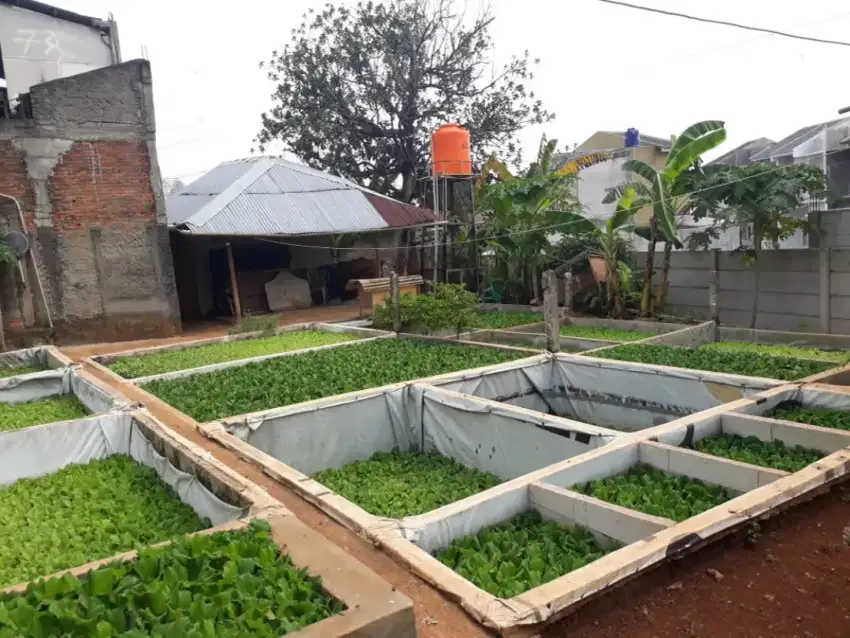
[624,128,640,148]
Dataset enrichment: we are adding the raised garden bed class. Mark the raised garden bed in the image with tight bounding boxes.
[0,346,73,380]
[702,340,850,363]
[107,330,360,378]
[569,462,731,521]
[0,519,345,637]
[770,404,850,429]
[0,394,88,432]
[145,338,528,422]
[431,353,779,432]
[559,325,652,342]
[590,343,835,381]
[435,510,612,599]
[86,322,388,382]
[692,434,823,473]
[313,450,501,518]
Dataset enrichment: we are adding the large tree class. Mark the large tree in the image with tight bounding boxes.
[687,162,829,328]
[255,0,551,202]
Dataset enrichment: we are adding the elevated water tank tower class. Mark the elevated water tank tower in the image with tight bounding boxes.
[431,124,472,176]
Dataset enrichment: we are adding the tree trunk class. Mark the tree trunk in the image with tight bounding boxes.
[640,217,659,317]
[655,241,673,314]
[531,266,540,304]
[607,256,624,319]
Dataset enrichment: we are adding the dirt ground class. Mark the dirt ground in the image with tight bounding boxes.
[545,484,850,638]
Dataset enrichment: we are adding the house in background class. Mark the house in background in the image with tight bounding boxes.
[554,130,671,225]
[694,117,850,251]
[167,157,436,324]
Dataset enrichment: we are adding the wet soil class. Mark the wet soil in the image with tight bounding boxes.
[545,484,850,638]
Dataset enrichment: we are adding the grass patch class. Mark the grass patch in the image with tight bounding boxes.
[702,341,850,363]
[770,404,850,431]
[312,450,501,518]
[0,520,344,637]
[571,463,731,521]
[469,311,542,329]
[694,434,823,473]
[0,455,206,587]
[560,325,652,342]
[108,330,359,378]
[0,365,46,379]
[0,395,88,432]
[435,511,612,598]
[144,339,525,422]
[592,343,834,381]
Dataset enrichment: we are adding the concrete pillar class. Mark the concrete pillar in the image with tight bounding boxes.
[820,247,831,334]
[543,270,560,353]
[389,269,401,333]
[563,273,573,316]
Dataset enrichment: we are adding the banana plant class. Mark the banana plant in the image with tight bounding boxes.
[604,121,727,316]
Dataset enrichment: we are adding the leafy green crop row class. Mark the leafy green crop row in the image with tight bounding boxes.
[0,520,344,637]
[560,325,652,342]
[0,395,88,432]
[0,455,206,587]
[592,344,834,380]
[770,404,850,430]
[469,311,542,329]
[108,330,358,379]
[145,339,525,422]
[0,365,46,379]
[313,450,501,518]
[436,511,612,598]
[701,341,850,363]
[571,463,731,521]
[693,434,823,473]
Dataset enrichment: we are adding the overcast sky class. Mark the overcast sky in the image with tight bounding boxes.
[50,0,850,182]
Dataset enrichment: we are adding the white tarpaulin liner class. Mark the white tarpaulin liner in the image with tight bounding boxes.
[434,354,780,432]
[735,386,850,417]
[219,381,617,485]
[0,368,125,413]
[0,346,68,372]
[0,412,245,527]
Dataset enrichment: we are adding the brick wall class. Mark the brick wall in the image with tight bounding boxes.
[0,61,180,345]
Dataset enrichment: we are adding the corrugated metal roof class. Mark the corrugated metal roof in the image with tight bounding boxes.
[364,193,436,227]
[708,138,775,166]
[749,118,850,162]
[168,156,435,235]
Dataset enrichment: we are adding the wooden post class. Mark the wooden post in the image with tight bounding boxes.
[543,270,560,353]
[389,270,401,333]
[225,242,242,322]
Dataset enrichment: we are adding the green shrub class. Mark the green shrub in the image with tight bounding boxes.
[372,283,477,334]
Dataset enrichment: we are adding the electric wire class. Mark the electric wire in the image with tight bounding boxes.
[590,0,850,48]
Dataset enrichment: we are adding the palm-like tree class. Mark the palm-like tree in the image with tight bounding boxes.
[604,121,727,316]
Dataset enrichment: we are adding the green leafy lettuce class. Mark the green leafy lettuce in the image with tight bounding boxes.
[144,339,525,422]
[436,511,613,598]
[313,450,501,518]
[770,405,850,431]
[0,395,88,432]
[694,434,823,472]
[571,463,731,521]
[0,520,344,637]
[469,311,543,329]
[702,341,850,363]
[108,330,358,379]
[592,344,834,380]
[560,325,652,342]
[0,365,46,379]
[0,455,207,587]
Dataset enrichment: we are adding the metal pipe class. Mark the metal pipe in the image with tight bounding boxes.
[840,106,850,115]
[0,192,52,330]
[432,175,440,284]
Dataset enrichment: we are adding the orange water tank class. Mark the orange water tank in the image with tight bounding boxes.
[431,124,472,176]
